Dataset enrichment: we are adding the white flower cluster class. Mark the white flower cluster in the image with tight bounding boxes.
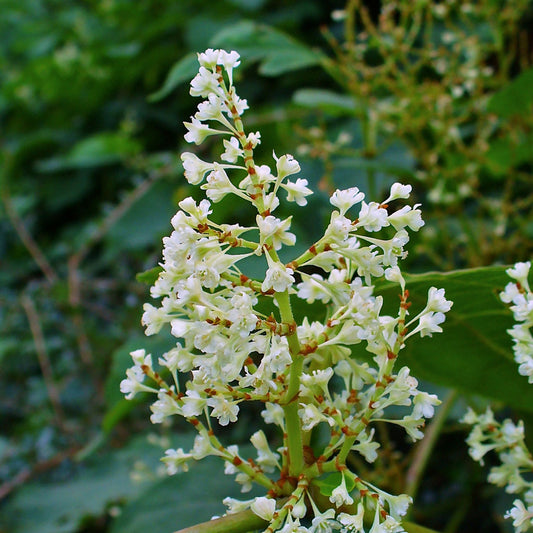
[463,261,533,532]
[121,49,453,533]
[500,262,533,383]
[462,407,533,532]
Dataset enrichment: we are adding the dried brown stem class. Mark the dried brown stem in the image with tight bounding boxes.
[1,192,58,285]
[0,445,80,501]
[20,293,66,430]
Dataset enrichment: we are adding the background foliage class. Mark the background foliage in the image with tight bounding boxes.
[1,1,532,532]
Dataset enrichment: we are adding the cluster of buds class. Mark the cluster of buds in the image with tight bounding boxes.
[500,262,533,384]
[463,262,533,532]
[121,49,453,532]
[462,407,533,532]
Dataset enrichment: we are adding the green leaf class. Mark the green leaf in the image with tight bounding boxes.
[110,447,262,533]
[293,89,362,116]
[377,266,533,412]
[104,180,176,252]
[487,67,533,119]
[314,472,355,497]
[485,131,533,175]
[211,21,323,76]
[0,437,170,533]
[148,53,199,102]
[226,0,267,9]
[36,132,141,171]
[136,266,163,285]
[403,522,442,533]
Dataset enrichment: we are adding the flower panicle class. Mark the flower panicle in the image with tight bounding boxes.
[122,48,454,533]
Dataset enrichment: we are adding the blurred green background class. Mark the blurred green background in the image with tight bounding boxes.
[1,1,532,532]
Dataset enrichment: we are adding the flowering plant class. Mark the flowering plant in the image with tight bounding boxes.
[121,49,453,533]
[463,262,533,531]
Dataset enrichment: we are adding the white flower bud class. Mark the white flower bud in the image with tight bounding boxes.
[251,496,276,521]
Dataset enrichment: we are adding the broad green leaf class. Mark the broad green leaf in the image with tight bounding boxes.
[226,0,267,9]
[36,132,141,171]
[211,21,323,76]
[485,131,533,175]
[487,67,533,119]
[403,522,442,533]
[136,265,163,285]
[377,266,533,412]
[293,88,362,116]
[0,436,173,533]
[110,446,262,533]
[104,180,176,252]
[148,53,199,102]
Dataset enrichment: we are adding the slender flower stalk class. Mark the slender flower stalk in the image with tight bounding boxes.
[122,49,453,532]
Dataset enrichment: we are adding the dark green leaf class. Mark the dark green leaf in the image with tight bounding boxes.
[104,180,176,252]
[136,266,163,285]
[485,131,533,175]
[148,53,199,102]
[377,266,533,412]
[314,472,355,497]
[0,437,171,533]
[36,133,141,171]
[293,89,362,116]
[487,67,533,118]
[110,446,262,533]
[403,522,442,533]
[211,21,323,76]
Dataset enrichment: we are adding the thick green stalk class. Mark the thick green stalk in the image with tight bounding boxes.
[275,289,304,478]
[173,510,267,533]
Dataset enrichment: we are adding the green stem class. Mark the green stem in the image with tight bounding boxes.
[403,521,443,533]
[275,289,304,478]
[173,510,268,533]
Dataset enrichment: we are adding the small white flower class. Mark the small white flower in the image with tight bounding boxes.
[257,214,296,250]
[202,165,238,202]
[274,153,301,179]
[184,117,225,145]
[338,502,365,531]
[329,473,354,507]
[417,311,446,337]
[181,152,214,185]
[426,287,453,313]
[504,499,533,532]
[207,395,239,425]
[189,66,221,98]
[250,496,276,521]
[261,402,285,427]
[221,137,243,163]
[387,204,424,232]
[412,391,440,419]
[161,448,193,474]
[217,50,241,84]
[197,49,219,69]
[223,497,254,514]
[385,183,412,203]
[506,262,531,292]
[330,187,365,215]
[357,201,389,232]
[262,262,295,293]
[282,178,313,206]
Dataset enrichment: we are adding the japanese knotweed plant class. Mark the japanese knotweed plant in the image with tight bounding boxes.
[463,262,533,532]
[121,49,453,533]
